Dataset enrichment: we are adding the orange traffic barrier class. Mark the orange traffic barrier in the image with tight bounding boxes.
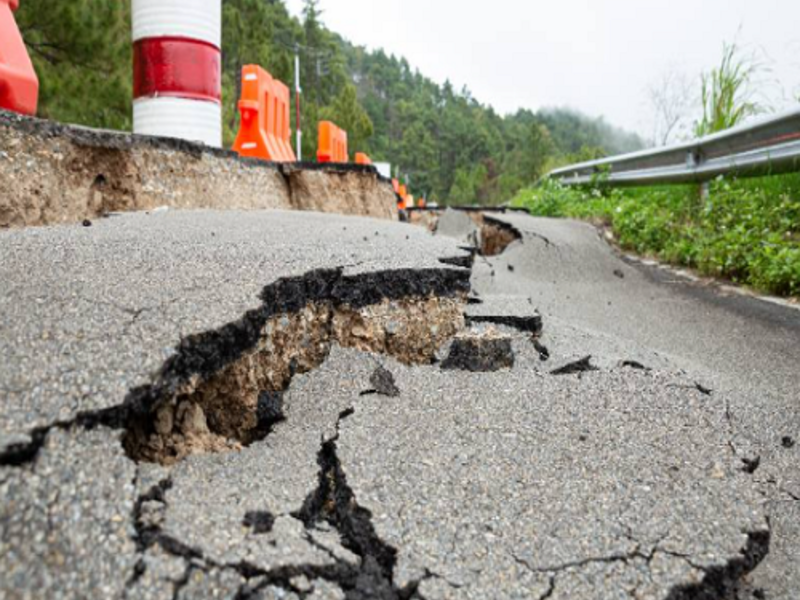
[418,197,427,209]
[233,65,296,162]
[392,179,400,194]
[355,152,371,166]
[406,194,415,208]
[317,121,348,163]
[0,0,38,115]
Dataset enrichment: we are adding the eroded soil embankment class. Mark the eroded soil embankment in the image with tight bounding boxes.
[0,111,397,228]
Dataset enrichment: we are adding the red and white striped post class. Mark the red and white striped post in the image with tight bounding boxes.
[132,0,222,147]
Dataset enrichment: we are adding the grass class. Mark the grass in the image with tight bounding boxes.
[512,174,800,297]
[695,41,761,137]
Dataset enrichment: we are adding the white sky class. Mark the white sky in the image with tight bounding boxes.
[285,0,800,139]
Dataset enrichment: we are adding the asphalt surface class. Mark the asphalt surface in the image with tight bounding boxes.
[472,214,800,599]
[0,209,465,451]
[1,209,798,599]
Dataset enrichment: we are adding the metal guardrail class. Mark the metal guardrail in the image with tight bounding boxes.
[548,107,800,186]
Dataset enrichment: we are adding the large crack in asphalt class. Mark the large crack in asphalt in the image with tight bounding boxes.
[0,266,470,468]
[127,406,431,600]
[0,240,778,598]
[290,408,428,600]
[129,472,352,599]
[124,268,468,465]
[665,529,771,600]
[479,215,522,257]
[409,210,522,258]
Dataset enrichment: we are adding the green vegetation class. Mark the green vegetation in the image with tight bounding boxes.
[15,0,643,205]
[514,41,799,297]
[695,42,760,137]
[16,0,132,130]
[514,176,800,296]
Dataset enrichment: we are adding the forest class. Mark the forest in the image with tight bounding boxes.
[15,0,644,205]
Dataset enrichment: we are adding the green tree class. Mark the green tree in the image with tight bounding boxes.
[16,0,132,130]
[448,164,488,205]
[320,84,373,154]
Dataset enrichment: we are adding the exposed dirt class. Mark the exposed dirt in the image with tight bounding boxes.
[125,295,466,465]
[479,218,521,256]
[0,111,396,228]
[285,168,397,217]
[408,209,522,256]
[407,210,439,232]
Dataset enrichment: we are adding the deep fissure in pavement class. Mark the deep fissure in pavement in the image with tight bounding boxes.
[1,238,778,598]
[408,210,522,257]
[0,267,470,468]
[480,215,522,257]
[127,406,427,600]
[664,530,771,600]
[290,409,425,600]
[465,313,543,335]
[122,267,470,464]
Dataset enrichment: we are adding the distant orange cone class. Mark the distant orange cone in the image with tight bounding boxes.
[317,121,348,163]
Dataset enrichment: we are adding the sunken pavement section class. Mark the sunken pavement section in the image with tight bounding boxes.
[0,208,797,599]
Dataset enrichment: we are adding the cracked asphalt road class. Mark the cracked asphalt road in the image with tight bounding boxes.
[471,214,800,599]
[1,210,798,599]
[0,209,465,448]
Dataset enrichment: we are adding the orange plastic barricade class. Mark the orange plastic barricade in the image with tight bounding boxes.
[233,65,296,162]
[355,152,371,166]
[0,0,38,115]
[406,194,415,209]
[317,121,348,163]
[418,197,427,209]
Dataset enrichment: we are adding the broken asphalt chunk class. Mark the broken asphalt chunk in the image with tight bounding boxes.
[741,456,762,475]
[441,330,515,373]
[242,511,276,535]
[369,366,400,398]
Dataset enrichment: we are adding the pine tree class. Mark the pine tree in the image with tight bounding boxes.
[17,0,132,130]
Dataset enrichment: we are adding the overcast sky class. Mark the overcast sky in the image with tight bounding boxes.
[284,0,800,140]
